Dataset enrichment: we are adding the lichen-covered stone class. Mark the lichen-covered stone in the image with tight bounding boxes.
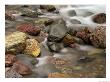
[24,39,40,57]
[5,31,28,54]
[16,23,41,36]
[90,26,106,48]
[34,17,53,26]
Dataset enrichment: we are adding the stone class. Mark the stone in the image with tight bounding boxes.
[47,42,64,52]
[21,8,38,18]
[34,17,53,26]
[24,39,41,57]
[40,5,56,12]
[5,68,23,78]
[5,11,15,21]
[75,27,92,44]
[12,60,32,75]
[92,13,106,24]
[5,54,16,67]
[90,26,106,48]
[5,31,28,54]
[48,20,67,42]
[48,72,70,78]
[62,34,84,46]
[16,23,41,36]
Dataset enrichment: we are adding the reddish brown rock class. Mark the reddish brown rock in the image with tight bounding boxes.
[16,23,41,36]
[12,60,32,75]
[5,54,16,67]
[93,13,106,24]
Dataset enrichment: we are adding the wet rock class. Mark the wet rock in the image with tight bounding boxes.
[5,68,23,78]
[90,26,106,48]
[21,8,38,18]
[48,72,70,78]
[5,54,17,67]
[77,56,95,63]
[92,13,106,24]
[12,60,32,75]
[16,54,37,68]
[16,23,41,36]
[34,17,53,26]
[5,31,28,54]
[5,11,15,21]
[40,5,56,12]
[62,34,84,46]
[75,27,92,44]
[48,20,67,42]
[47,42,64,52]
[24,39,40,57]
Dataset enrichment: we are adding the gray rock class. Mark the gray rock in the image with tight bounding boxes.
[47,42,64,52]
[48,20,67,42]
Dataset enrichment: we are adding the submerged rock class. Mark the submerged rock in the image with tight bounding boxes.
[5,31,28,54]
[48,20,67,42]
[90,26,106,48]
[16,23,41,36]
[24,39,41,57]
[12,60,32,75]
[47,42,64,52]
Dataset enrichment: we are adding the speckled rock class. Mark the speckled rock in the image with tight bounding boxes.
[5,68,23,78]
[5,31,28,54]
[21,8,38,18]
[40,5,56,12]
[16,23,41,36]
[5,54,17,67]
[92,13,106,24]
[34,17,53,26]
[90,26,106,48]
[75,27,92,44]
[62,34,84,46]
[24,39,40,57]
[12,60,32,75]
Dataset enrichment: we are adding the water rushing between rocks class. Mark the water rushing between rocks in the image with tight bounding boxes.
[5,5,106,78]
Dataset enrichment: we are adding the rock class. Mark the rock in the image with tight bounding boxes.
[48,20,67,42]
[47,42,64,52]
[5,31,28,54]
[24,39,40,57]
[5,54,17,67]
[40,5,56,12]
[5,68,23,78]
[5,11,15,21]
[16,54,38,68]
[12,60,32,75]
[16,23,41,36]
[21,8,38,18]
[34,17,53,26]
[62,34,84,46]
[90,26,106,48]
[92,13,106,24]
[75,27,92,44]
[48,72,70,78]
